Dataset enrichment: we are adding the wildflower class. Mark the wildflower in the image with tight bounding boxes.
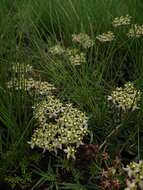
[108,167,116,176]
[49,44,65,55]
[58,103,88,128]
[96,31,115,42]
[33,96,64,124]
[107,82,141,111]
[102,169,109,178]
[7,77,28,90]
[7,78,56,96]
[112,15,131,27]
[127,24,143,38]
[64,146,76,159]
[124,160,143,190]
[28,123,60,152]
[66,48,86,66]
[12,62,33,73]
[125,180,137,190]
[35,81,56,96]
[102,152,110,161]
[29,96,89,160]
[72,33,94,48]
[101,180,111,189]
[111,179,121,189]
[69,53,86,66]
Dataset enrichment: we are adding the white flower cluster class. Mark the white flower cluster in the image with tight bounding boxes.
[127,24,143,38]
[7,62,89,159]
[66,48,86,66]
[124,161,143,190]
[7,63,56,96]
[35,81,56,96]
[49,45,65,55]
[33,95,64,123]
[29,95,88,159]
[7,77,56,96]
[69,52,86,66]
[7,63,33,91]
[112,15,131,27]
[12,62,33,73]
[96,31,115,42]
[108,82,141,111]
[7,77,28,90]
[72,33,94,48]
[49,45,87,66]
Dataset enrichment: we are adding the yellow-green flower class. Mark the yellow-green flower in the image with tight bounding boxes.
[29,96,89,159]
[66,48,86,66]
[112,15,131,27]
[49,44,65,55]
[96,31,115,42]
[108,82,141,111]
[72,33,94,48]
[127,24,143,38]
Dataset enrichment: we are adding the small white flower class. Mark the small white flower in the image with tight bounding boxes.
[112,15,131,27]
[29,95,88,160]
[127,24,143,38]
[72,33,94,48]
[64,146,76,160]
[96,31,115,42]
[125,180,137,190]
[49,45,65,55]
[107,82,141,112]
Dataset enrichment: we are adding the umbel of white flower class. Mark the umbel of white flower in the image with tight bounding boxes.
[112,15,131,27]
[12,62,33,73]
[7,63,89,159]
[7,77,56,96]
[72,33,94,48]
[96,31,115,42]
[124,161,143,190]
[7,63,56,95]
[66,48,86,66]
[107,82,141,111]
[28,95,89,159]
[49,44,65,55]
[127,24,143,38]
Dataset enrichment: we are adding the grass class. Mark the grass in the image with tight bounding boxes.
[0,0,143,189]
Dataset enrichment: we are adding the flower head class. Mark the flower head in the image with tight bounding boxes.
[108,82,141,111]
[49,44,65,55]
[72,33,94,48]
[66,48,86,66]
[7,78,56,96]
[12,62,33,73]
[124,160,143,190]
[29,96,89,159]
[96,31,115,42]
[112,15,131,27]
[127,24,143,38]
[64,146,76,160]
